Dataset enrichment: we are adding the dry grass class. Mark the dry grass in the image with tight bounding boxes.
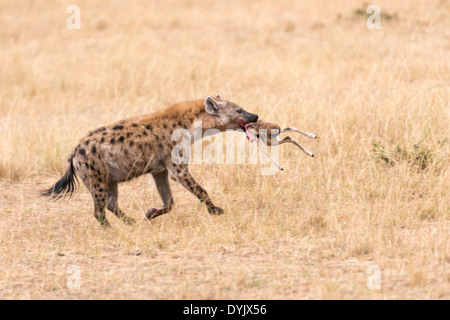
[0,0,449,299]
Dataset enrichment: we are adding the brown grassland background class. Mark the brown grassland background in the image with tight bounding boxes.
[0,0,449,299]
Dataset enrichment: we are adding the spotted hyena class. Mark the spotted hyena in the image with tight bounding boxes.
[41,95,258,227]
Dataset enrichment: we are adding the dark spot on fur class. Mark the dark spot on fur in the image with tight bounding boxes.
[126,132,132,138]
[101,137,105,143]
[118,136,125,142]
[163,124,167,129]
[91,145,97,154]
[84,140,90,146]
[172,123,176,128]
[78,148,86,156]
[110,137,116,144]
[178,121,182,126]
[113,125,124,130]
[143,130,148,136]
[129,141,134,147]
[146,124,153,130]
[132,123,138,127]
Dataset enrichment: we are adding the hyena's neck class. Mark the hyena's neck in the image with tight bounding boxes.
[183,113,222,143]
[138,101,222,139]
[192,112,222,133]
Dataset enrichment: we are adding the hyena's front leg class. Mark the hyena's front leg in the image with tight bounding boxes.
[146,169,174,220]
[165,161,224,215]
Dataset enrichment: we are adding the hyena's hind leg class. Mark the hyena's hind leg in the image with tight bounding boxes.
[107,182,136,225]
[82,176,111,228]
[74,158,111,228]
[146,169,174,220]
[93,192,110,227]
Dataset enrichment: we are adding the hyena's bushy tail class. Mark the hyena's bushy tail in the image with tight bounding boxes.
[41,156,79,200]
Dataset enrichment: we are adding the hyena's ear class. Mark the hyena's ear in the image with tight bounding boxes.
[204,96,220,115]
[215,94,222,100]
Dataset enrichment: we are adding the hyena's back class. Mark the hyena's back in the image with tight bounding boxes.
[72,121,171,184]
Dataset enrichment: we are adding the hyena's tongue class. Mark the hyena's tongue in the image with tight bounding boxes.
[243,123,255,143]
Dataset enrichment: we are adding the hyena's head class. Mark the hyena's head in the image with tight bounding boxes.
[204,95,258,130]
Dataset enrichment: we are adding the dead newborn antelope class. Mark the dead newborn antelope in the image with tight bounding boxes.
[243,120,317,170]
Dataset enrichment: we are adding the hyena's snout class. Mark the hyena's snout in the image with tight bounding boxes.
[249,113,259,123]
[243,111,258,124]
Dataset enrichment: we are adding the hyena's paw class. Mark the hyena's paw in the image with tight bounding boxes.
[123,217,136,225]
[208,206,224,215]
[145,208,165,220]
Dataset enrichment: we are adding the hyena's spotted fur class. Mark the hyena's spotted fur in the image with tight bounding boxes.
[42,95,258,227]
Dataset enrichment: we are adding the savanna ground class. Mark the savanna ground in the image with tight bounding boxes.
[0,0,449,300]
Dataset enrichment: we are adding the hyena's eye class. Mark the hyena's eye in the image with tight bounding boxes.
[236,109,243,114]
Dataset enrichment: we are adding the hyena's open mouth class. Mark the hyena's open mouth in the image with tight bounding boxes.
[237,120,257,142]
